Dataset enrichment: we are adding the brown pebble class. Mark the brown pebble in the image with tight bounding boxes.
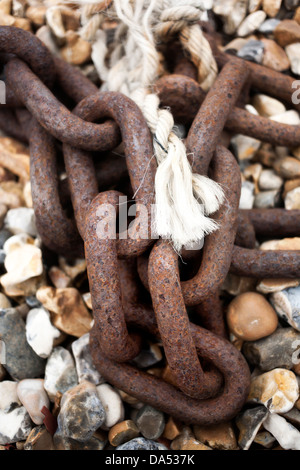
[274,156,300,179]
[274,19,300,47]
[108,420,140,447]
[162,416,183,441]
[24,426,54,450]
[226,292,278,341]
[193,422,238,450]
[261,38,290,72]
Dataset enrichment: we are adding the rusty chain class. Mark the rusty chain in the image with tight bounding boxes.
[0,25,300,425]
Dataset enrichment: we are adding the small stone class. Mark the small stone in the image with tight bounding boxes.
[17,379,50,425]
[257,278,300,294]
[254,431,276,448]
[45,5,65,39]
[248,368,299,413]
[0,381,20,411]
[243,327,300,371]
[135,405,165,440]
[48,266,71,289]
[53,428,107,450]
[271,110,300,125]
[237,11,267,37]
[236,406,269,450]
[0,138,30,182]
[285,43,300,74]
[26,308,61,358]
[226,292,278,341]
[0,406,32,445]
[0,293,11,309]
[36,286,93,338]
[259,18,281,33]
[258,169,283,191]
[25,296,42,309]
[244,162,262,192]
[232,134,261,162]
[193,422,237,450]
[274,19,300,47]
[162,417,182,441]
[26,6,46,27]
[36,25,60,56]
[285,0,299,10]
[254,189,281,208]
[171,427,212,450]
[263,37,291,72]
[249,0,263,12]
[0,308,45,380]
[223,37,248,52]
[96,384,124,429]
[263,413,300,450]
[262,0,282,17]
[0,229,11,249]
[261,237,300,250]
[285,186,300,209]
[61,34,91,65]
[108,420,140,447]
[132,343,162,369]
[239,181,255,209]
[270,286,300,331]
[283,407,300,426]
[117,390,143,407]
[57,381,105,442]
[24,425,54,450]
[58,257,86,280]
[4,208,36,237]
[116,437,167,450]
[44,347,78,401]
[274,156,300,179]
[252,94,286,118]
[237,39,265,63]
[213,0,248,35]
[71,333,103,385]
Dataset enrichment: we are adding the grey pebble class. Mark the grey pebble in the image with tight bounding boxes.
[0,308,45,380]
[0,229,12,249]
[116,437,167,450]
[237,40,265,64]
[243,327,300,371]
[258,19,281,34]
[236,406,269,450]
[53,428,107,450]
[25,296,42,309]
[135,405,165,440]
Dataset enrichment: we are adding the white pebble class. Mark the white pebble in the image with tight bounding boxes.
[44,347,78,401]
[17,379,50,425]
[237,11,267,37]
[96,383,125,429]
[259,169,283,190]
[71,333,104,385]
[0,381,20,411]
[270,110,300,125]
[4,208,37,237]
[26,307,61,358]
[285,43,300,76]
[239,181,255,209]
[264,413,300,450]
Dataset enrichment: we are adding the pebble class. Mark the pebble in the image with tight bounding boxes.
[36,286,93,337]
[285,186,300,209]
[71,333,103,385]
[262,38,290,71]
[243,162,262,192]
[239,181,255,209]
[162,417,182,441]
[108,420,140,447]
[26,6,47,27]
[274,19,300,47]
[0,308,45,380]
[222,273,257,296]
[58,257,86,280]
[236,406,269,450]
[0,229,12,249]
[0,406,32,445]
[274,156,300,179]
[171,427,212,450]
[261,237,300,250]
[0,381,21,411]
[53,428,107,450]
[237,11,267,37]
[3,233,34,254]
[1,243,43,294]
[283,407,300,426]
[232,134,261,161]
[243,327,300,371]
[271,110,300,126]
[61,34,91,66]
[57,381,106,442]
[132,343,162,369]
[193,422,237,450]
[254,189,280,208]
[4,207,37,236]
[257,278,300,294]
[36,25,60,56]
[270,286,300,330]
[25,296,42,309]
[116,437,167,450]
[285,42,300,74]
[26,307,61,358]
[263,413,300,450]
[259,169,283,190]
[97,384,124,429]
[237,39,265,63]
[44,346,78,401]
[253,431,276,448]
[259,18,281,33]
[226,292,278,341]
[24,425,54,450]
[0,292,11,309]
[262,0,282,17]
[48,266,71,289]
[135,405,165,440]
[252,94,286,118]
[223,37,248,52]
[248,368,299,413]
[17,379,50,425]
[213,0,248,35]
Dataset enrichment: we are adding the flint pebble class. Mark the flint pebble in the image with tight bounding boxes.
[116,437,167,450]
[236,406,269,450]
[17,379,50,425]
[135,405,165,440]
[71,333,104,385]
[26,307,61,358]
[97,383,124,429]
[264,413,300,450]
[44,346,78,401]
[270,286,300,331]
[4,207,37,237]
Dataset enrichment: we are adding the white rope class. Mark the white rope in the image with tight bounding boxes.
[75,0,223,252]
